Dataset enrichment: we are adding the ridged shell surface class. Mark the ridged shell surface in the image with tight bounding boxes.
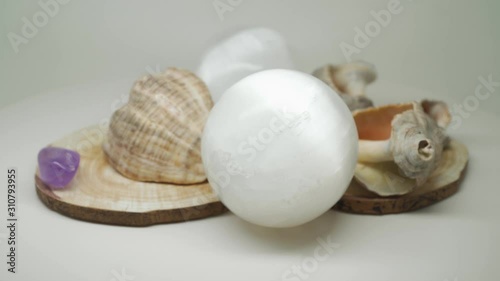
[103,68,213,184]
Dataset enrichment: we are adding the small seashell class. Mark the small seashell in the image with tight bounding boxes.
[390,101,447,185]
[353,139,468,198]
[354,100,451,195]
[103,68,213,184]
[312,61,377,111]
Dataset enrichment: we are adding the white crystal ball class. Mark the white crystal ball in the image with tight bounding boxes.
[201,69,358,228]
[197,27,294,103]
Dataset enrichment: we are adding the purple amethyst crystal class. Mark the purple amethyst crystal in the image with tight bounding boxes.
[38,147,80,189]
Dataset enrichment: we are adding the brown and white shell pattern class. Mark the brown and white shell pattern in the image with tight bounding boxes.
[103,68,213,184]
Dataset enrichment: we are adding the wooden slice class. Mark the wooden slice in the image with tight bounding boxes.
[35,125,227,226]
[333,139,468,215]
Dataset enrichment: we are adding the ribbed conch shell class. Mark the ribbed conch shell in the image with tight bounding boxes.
[312,61,377,111]
[354,100,451,196]
[103,68,213,184]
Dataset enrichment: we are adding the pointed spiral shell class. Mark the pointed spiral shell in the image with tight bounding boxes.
[390,102,447,185]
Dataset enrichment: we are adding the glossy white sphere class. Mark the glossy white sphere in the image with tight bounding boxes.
[196,27,294,103]
[201,69,358,228]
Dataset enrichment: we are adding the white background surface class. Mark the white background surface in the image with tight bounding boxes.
[1,0,499,280]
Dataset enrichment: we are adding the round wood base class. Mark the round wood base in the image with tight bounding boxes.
[35,125,227,226]
[333,140,468,215]
[333,172,465,215]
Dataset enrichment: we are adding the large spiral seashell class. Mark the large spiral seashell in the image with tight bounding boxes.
[103,68,213,184]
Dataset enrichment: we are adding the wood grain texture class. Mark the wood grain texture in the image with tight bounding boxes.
[35,125,227,226]
[333,139,468,215]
